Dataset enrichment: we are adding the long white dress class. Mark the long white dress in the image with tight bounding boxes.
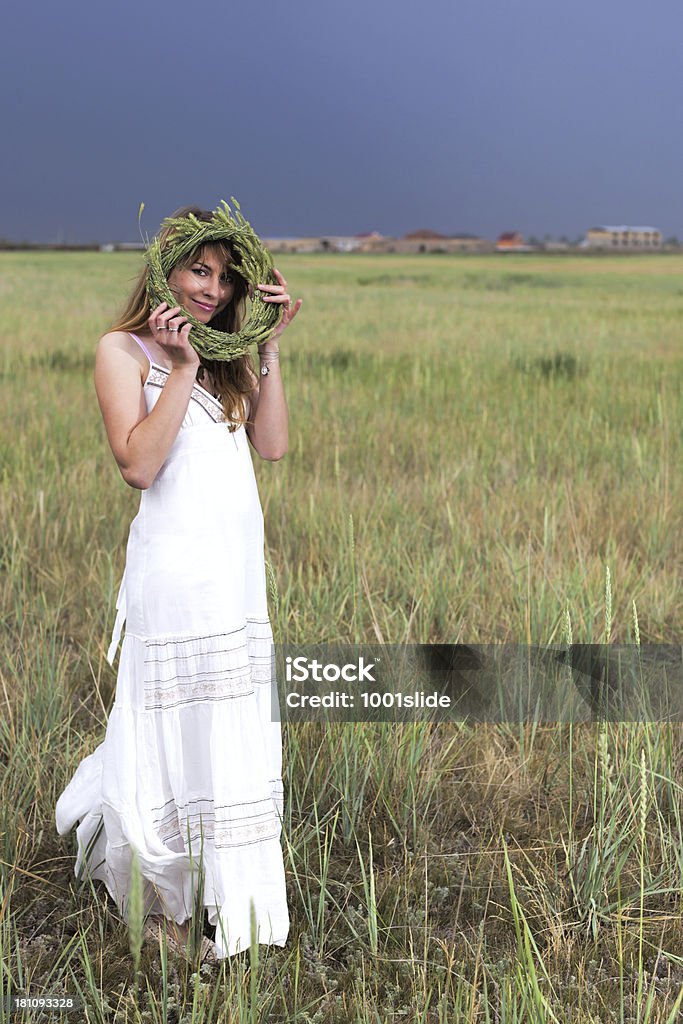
[55,332,289,959]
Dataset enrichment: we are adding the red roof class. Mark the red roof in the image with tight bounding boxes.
[403,229,447,240]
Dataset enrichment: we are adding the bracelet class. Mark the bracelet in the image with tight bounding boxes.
[258,348,280,377]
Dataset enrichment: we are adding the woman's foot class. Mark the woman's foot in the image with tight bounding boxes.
[144,916,190,957]
[144,916,219,964]
[199,935,220,965]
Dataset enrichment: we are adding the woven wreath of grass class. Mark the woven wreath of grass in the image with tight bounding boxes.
[142,197,283,362]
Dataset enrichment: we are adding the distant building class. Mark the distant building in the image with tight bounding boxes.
[265,235,380,253]
[107,242,146,251]
[264,237,326,253]
[443,234,492,253]
[496,231,525,251]
[584,226,662,249]
[357,232,394,253]
[395,229,492,254]
[321,236,364,252]
[404,229,447,241]
[262,229,496,255]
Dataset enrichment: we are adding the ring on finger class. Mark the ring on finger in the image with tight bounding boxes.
[157,325,168,330]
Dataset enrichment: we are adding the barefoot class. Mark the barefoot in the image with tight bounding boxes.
[169,919,190,949]
[145,915,191,956]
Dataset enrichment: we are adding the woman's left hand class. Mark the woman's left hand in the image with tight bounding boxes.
[256,268,302,340]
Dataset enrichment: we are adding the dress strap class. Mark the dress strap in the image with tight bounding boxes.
[106,569,127,666]
[128,331,155,364]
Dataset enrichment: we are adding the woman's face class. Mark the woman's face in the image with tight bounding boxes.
[167,247,237,323]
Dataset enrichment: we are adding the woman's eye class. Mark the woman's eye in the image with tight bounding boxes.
[193,268,232,283]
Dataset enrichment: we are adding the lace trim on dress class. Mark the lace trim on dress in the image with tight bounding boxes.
[150,794,282,850]
[142,624,274,712]
[145,366,173,388]
[190,383,229,425]
[145,366,238,429]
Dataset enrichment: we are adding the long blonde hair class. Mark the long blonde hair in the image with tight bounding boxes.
[109,205,257,426]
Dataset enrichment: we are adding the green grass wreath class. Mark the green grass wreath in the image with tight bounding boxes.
[143,197,283,362]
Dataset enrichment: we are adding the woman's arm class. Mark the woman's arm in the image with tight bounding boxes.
[245,344,288,461]
[94,332,196,490]
[245,267,302,461]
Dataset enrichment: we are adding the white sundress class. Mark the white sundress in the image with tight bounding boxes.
[55,332,289,959]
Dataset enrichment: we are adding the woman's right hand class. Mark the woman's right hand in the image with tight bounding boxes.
[148,302,200,372]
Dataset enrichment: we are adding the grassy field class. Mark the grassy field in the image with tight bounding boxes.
[1,251,682,1021]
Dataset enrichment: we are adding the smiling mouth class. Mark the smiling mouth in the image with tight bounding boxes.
[193,299,216,311]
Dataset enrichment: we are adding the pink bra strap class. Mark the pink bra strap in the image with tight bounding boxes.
[128,331,155,363]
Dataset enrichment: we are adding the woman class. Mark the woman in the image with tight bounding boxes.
[55,205,302,963]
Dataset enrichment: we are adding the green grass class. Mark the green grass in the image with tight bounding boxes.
[1,251,682,1021]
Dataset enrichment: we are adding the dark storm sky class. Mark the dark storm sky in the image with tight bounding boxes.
[3,0,682,243]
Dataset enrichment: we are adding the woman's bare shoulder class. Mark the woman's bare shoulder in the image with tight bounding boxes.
[96,330,147,382]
